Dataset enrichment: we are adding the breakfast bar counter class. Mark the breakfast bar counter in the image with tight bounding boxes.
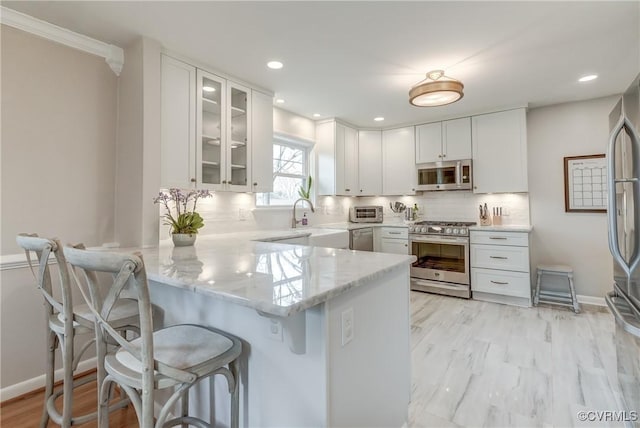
[135,232,415,427]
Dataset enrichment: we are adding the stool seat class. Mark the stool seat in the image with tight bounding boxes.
[534,263,580,313]
[537,264,573,274]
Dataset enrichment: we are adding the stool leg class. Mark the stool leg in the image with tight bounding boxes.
[40,330,56,428]
[61,331,74,427]
[181,388,189,428]
[534,270,542,306]
[230,359,240,428]
[568,274,580,313]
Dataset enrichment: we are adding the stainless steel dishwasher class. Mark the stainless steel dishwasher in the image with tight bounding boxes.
[349,227,374,251]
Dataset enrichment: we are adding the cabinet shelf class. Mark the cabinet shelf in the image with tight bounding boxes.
[230,140,246,148]
[231,164,246,169]
[231,106,246,117]
[203,98,221,114]
[202,161,220,167]
[203,135,221,145]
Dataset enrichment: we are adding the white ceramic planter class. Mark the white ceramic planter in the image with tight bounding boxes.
[172,233,197,247]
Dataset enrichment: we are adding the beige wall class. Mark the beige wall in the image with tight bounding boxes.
[1,25,117,254]
[527,95,619,298]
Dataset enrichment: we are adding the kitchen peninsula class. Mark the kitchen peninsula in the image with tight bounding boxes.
[136,232,415,427]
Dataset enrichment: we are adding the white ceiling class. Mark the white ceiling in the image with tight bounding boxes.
[4,1,639,128]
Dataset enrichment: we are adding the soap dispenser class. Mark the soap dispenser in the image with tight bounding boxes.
[302,212,308,226]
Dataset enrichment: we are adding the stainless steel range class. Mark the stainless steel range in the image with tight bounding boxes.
[409,221,476,298]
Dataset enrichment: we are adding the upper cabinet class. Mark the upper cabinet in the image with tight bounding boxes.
[316,120,359,196]
[472,108,528,193]
[415,117,471,164]
[160,55,196,189]
[160,54,273,192]
[382,127,416,195]
[358,130,383,196]
[197,69,251,191]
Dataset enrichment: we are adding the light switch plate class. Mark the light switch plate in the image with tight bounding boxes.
[268,319,283,341]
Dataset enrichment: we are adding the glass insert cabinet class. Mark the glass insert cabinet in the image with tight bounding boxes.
[197,69,251,191]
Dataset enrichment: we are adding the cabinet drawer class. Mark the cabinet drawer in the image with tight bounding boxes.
[472,268,531,298]
[380,238,409,254]
[379,227,408,239]
[471,244,530,272]
[470,231,529,247]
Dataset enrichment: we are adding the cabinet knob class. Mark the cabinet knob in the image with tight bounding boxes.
[360,189,363,192]
[474,186,477,189]
[438,154,442,158]
[253,182,258,186]
[412,188,415,192]
[190,178,196,183]
[345,188,350,192]
[222,180,227,184]
[442,154,446,158]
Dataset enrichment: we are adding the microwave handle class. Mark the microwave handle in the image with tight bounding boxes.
[456,161,462,186]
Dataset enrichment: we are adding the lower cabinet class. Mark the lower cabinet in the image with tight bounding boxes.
[376,227,409,254]
[470,230,531,306]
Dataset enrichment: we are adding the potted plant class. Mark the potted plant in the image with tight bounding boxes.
[298,176,312,199]
[153,188,212,246]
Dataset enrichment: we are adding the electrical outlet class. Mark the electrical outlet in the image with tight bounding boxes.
[341,307,354,346]
[238,208,249,221]
[268,319,283,341]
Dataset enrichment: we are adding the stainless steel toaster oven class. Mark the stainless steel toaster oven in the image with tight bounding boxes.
[349,206,383,223]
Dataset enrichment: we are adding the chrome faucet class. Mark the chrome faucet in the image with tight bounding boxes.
[291,198,315,228]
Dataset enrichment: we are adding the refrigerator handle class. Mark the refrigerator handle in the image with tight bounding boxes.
[607,114,640,278]
[606,291,640,338]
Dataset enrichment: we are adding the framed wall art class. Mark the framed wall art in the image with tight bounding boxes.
[564,154,607,213]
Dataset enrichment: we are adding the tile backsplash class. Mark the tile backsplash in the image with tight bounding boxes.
[159,191,530,238]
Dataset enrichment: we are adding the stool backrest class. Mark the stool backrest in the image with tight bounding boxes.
[64,247,196,386]
[16,233,74,330]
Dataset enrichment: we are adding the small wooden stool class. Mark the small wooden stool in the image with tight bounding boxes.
[534,264,580,313]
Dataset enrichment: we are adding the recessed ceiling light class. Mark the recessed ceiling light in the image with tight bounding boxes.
[202,86,216,92]
[579,74,598,82]
[313,113,321,118]
[267,61,283,70]
[374,117,385,122]
[275,98,285,104]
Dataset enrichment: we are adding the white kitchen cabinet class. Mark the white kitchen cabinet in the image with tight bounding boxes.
[160,55,196,188]
[161,54,272,193]
[378,227,409,254]
[335,123,359,196]
[382,127,416,195]
[315,120,359,196]
[415,117,471,164]
[470,230,531,306]
[472,108,528,193]
[357,130,382,195]
[250,90,273,193]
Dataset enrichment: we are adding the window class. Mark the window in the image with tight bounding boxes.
[256,138,310,206]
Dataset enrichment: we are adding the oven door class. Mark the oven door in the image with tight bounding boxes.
[410,235,470,285]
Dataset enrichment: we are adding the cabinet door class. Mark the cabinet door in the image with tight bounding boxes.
[161,55,196,188]
[442,117,471,160]
[251,90,273,193]
[226,81,251,191]
[472,109,528,193]
[358,130,382,195]
[316,120,336,195]
[197,69,226,190]
[336,123,358,196]
[382,127,416,195]
[380,238,409,254]
[415,122,442,163]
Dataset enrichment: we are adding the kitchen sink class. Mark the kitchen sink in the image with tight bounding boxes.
[255,228,349,249]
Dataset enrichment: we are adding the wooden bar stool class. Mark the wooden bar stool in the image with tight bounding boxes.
[16,234,137,427]
[534,264,580,313]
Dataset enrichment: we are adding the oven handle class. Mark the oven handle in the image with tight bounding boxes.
[410,235,469,244]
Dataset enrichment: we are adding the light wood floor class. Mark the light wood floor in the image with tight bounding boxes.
[0,376,138,427]
[1,292,622,427]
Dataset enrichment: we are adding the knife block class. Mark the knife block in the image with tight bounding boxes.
[479,216,492,226]
[492,215,503,225]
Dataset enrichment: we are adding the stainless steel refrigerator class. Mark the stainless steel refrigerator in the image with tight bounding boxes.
[606,73,640,422]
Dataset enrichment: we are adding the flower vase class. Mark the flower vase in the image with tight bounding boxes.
[172,233,197,247]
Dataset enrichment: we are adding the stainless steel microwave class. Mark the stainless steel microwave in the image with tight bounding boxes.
[416,160,472,191]
[349,206,383,223]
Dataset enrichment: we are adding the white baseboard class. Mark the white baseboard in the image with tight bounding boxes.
[577,294,606,307]
[0,357,97,402]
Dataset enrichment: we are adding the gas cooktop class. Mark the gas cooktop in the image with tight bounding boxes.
[409,221,477,236]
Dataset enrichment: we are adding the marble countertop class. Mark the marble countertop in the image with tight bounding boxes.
[469,225,533,232]
[316,221,409,230]
[137,232,415,318]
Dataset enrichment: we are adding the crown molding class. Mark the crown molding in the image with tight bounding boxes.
[0,6,124,76]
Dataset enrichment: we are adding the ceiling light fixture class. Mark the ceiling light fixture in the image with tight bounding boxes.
[275,98,285,104]
[409,70,464,107]
[374,117,385,122]
[313,113,321,118]
[202,86,216,92]
[267,60,283,70]
[578,74,598,82]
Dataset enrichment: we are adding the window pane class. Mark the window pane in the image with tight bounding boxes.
[269,176,305,206]
[273,144,305,175]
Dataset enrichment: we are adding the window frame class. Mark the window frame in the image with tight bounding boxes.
[256,134,313,207]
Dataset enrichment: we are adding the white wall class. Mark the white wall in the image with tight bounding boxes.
[527,95,619,298]
[0,24,117,396]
